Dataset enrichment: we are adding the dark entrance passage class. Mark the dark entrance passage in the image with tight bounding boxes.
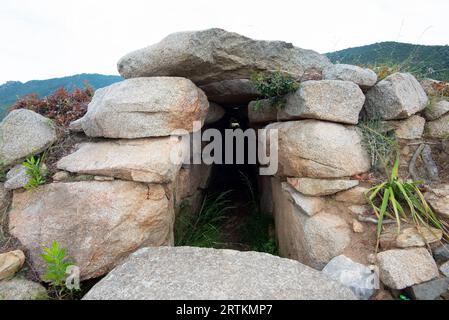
[205,107,277,253]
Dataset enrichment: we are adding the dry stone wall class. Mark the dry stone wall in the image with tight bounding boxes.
[1,28,449,299]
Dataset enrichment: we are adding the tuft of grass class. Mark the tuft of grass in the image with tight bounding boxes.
[175,192,234,248]
[23,156,48,190]
[239,172,278,255]
[358,117,398,175]
[250,71,300,111]
[366,152,449,252]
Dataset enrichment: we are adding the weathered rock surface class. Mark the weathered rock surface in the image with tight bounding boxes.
[433,244,449,264]
[425,114,449,139]
[57,137,186,184]
[280,80,365,124]
[406,278,449,300]
[335,186,369,205]
[78,77,209,139]
[0,250,25,281]
[364,73,428,120]
[249,80,365,125]
[424,100,449,121]
[205,102,226,124]
[4,164,30,190]
[200,79,260,106]
[323,64,378,89]
[420,78,443,96]
[248,99,279,124]
[68,118,84,133]
[0,183,11,212]
[383,115,426,140]
[322,255,377,300]
[0,278,48,300]
[83,247,357,300]
[117,28,332,84]
[272,179,352,269]
[425,185,449,218]
[281,182,325,217]
[52,171,70,182]
[380,226,443,249]
[9,181,173,280]
[352,220,365,233]
[287,178,359,196]
[267,120,371,178]
[0,110,57,168]
[175,164,211,201]
[377,248,439,290]
[440,261,449,277]
[303,212,352,270]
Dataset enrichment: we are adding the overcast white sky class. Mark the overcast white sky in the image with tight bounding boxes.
[1,0,448,84]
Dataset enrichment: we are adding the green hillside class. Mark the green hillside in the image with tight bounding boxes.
[326,42,449,82]
[0,73,122,119]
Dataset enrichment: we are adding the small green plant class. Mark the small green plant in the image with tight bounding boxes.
[175,192,234,248]
[250,71,300,111]
[23,156,47,190]
[366,153,449,251]
[41,241,75,298]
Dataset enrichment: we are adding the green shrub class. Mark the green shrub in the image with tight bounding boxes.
[41,241,75,298]
[366,153,449,251]
[23,156,48,190]
[250,71,300,111]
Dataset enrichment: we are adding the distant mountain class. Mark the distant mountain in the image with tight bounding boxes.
[0,73,123,119]
[326,42,449,82]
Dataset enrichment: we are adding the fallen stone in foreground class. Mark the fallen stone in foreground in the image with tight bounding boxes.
[117,28,332,84]
[83,247,357,300]
[377,248,439,290]
[322,255,377,300]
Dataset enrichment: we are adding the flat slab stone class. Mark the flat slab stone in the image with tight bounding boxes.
[83,247,357,300]
[57,137,186,184]
[323,64,377,89]
[287,178,359,196]
[117,28,332,84]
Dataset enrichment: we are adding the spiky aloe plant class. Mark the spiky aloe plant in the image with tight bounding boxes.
[366,152,449,251]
